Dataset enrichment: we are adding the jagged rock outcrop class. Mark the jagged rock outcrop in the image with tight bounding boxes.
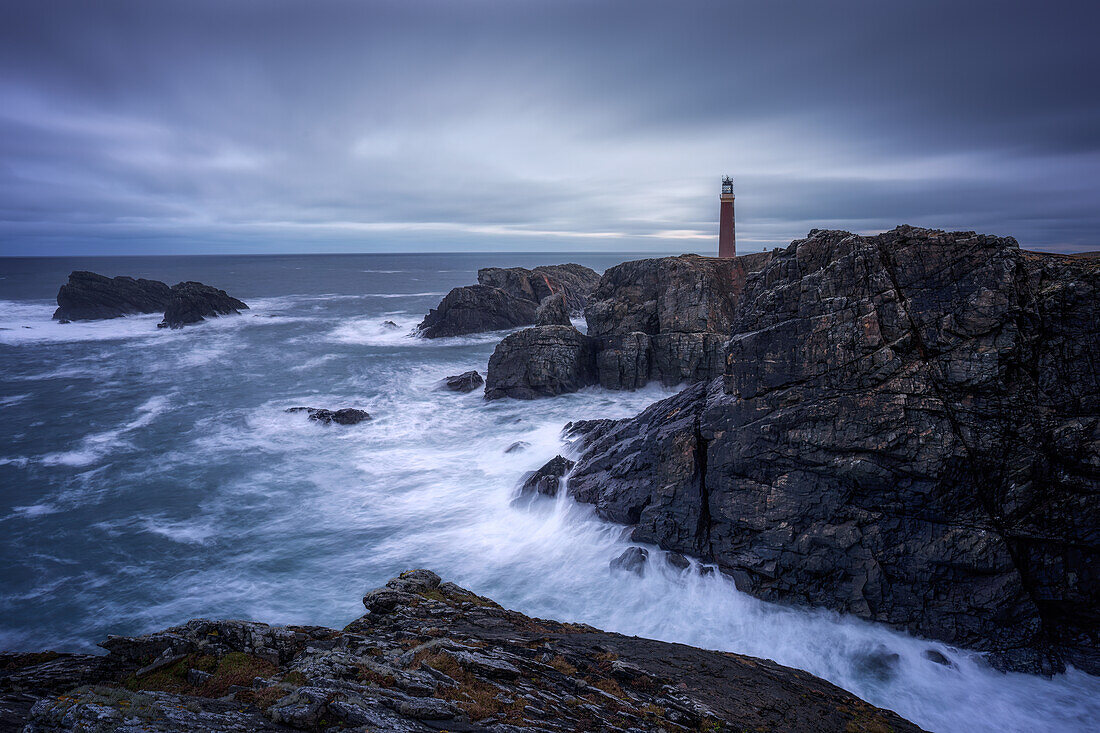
[286,407,371,425]
[0,570,923,732]
[565,227,1100,675]
[53,271,172,321]
[442,370,484,393]
[586,252,772,388]
[158,281,249,329]
[517,455,575,497]
[484,326,598,400]
[478,264,601,313]
[418,264,600,338]
[535,293,571,326]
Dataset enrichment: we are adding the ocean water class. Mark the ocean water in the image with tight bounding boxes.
[1,253,1097,733]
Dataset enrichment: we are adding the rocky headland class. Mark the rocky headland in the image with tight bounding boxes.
[0,570,922,732]
[507,226,1098,675]
[51,271,248,328]
[417,264,599,338]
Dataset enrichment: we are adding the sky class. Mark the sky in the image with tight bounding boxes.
[1,0,1098,256]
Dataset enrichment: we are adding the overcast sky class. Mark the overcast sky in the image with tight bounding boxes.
[1,0,1098,255]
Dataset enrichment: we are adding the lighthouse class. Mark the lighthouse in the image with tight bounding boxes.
[718,176,736,258]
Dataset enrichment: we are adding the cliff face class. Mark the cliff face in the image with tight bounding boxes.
[0,571,923,733]
[566,227,1099,674]
[586,252,771,389]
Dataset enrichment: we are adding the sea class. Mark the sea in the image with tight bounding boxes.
[1,253,1097,733]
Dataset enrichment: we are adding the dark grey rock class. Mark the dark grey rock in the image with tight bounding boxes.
[922,650,954,668]
[418,264,600,338]
[417,284,538,338]
[610,547,649,574]
[484,326,598,400]
[286,407,371,425]
[504,441,530,454]
[535,293,571,326]
[442,370,483,393]
[53,271,171,321]
[566,227,1100,675]
[3,570,923,733]
[158,281,248,328]
[518,455,575,497]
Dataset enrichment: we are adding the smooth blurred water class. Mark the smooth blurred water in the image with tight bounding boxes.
[1,254,1097,733]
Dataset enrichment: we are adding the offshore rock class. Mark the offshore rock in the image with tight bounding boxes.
[286,407,371,425]
[535,292,571,326]
[0,571,924,732]
[443,370,484,393]
[158,281,248,329]
[484,325,597,400]
[567,227,1100,675]
[610,547,649,574]
[53,271,172,321]
[418,264,600,338]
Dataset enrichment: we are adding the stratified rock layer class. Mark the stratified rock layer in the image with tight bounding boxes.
[159,282,249,329]
[567,227,1100,674]
[418,264,600,338]
[0,571,923,732]
[53,271,172,321]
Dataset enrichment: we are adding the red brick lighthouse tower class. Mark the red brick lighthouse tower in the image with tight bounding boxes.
[718,176,736,258]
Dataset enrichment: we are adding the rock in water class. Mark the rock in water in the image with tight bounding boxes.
[158,281,248,328]
[535,292,571,326]
[518,454,575,497]
[53,270,171,321]
[566,226,1100,675]
[484,325,598,400]
[286,407,371,425]
[2,571,923,733]
[442,370,483,392]
[610,547,649,574]
[417,284,538,338]
[417,263,600,338]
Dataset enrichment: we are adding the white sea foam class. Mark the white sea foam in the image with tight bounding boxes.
[39,394,172,467]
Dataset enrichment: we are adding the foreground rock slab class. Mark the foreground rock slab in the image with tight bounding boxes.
[566,226,1100,674]
[0,570,923,732]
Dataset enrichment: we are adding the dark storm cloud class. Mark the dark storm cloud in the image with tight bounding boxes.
[1,0,1098,254]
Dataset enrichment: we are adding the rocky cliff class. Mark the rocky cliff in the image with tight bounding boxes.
[0,571,922,732]
[563,227,1099,675]
[482,253,771,398]
[418,264,600,338]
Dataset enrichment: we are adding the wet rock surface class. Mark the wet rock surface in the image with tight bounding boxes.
[484,326,598,400]
[53,271,172,321]
[286,407,371,425]
[534,293,571,327]
[158,281,249,329]
[565,227,1100,674]
[418,264,599,338]
[518,455,575,498]
[0,571,924,732]
[443,371,485,393]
